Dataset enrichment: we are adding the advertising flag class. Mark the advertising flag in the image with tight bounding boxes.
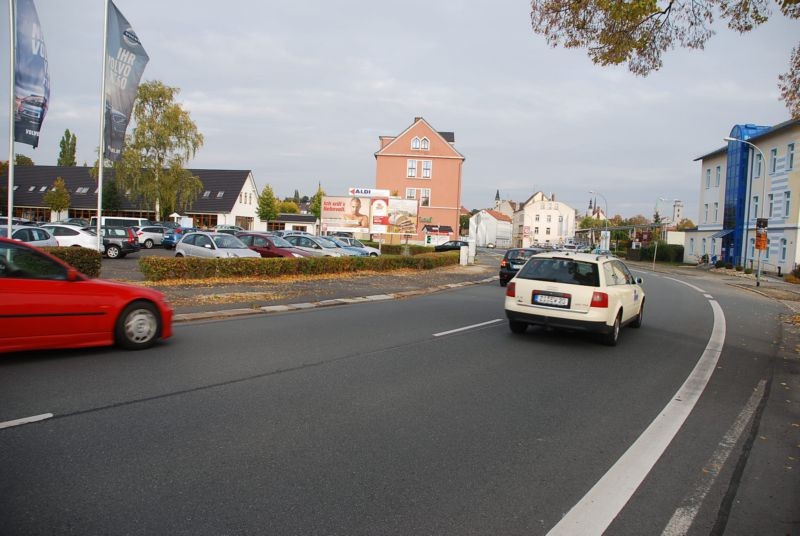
[104,1,149,160]
[13,0,50,148]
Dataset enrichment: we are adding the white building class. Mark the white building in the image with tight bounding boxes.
[512,192,576,247]
[470,209,513,248]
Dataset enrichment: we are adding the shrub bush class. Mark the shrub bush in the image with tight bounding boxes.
[637,243,685,263]
[744,267,753,274]
[139,251,460,281]
[735,265,743,271]
[714,260,725,268]
[725,262,734,269]
[42,246,102,278]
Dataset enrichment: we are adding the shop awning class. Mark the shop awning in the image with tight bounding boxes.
[709,229,733,239]
[422,225,453,234]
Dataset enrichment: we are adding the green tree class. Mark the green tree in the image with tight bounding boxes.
[257,184,279,222]
[103,179,122,212]
[278,200,300,214]
[57,129,77,166]
[114,80,204,221]
[578,215,604,229]
[460,214,471,232]
[14,154,34,166]
[530,0,800,119]
[624,214,650,226]
[309,184,325,220]
[676,218,696,230]
[43,177,71,215]
[300,195,310,203]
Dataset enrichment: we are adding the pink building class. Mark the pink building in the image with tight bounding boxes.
[375,117,465,243]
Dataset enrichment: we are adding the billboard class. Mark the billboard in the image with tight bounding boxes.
[13,0,50,148]
[385,199,418,235]
[321,196,370,233]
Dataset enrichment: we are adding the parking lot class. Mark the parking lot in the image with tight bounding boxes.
[100,246,173,281]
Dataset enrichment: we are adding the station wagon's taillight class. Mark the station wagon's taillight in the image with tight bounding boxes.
[500,258,508,268]
[590,291,608,308]
[127,228,136,244]
[506,282,516,298]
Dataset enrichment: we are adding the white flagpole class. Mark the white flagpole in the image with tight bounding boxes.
[96,0,109,251]
[7,0,16,237]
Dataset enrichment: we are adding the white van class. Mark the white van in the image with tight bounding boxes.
[90,216,153,228]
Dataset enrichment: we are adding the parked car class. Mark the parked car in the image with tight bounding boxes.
[236,232,312,258]
[162,227,197,249]
[175,231,261,258]
[40,224,104,252]
[273,229,314,238]
[434,240,469,252]
[504,251,645,346]
[0,237,172,353]
[101,226,141,259]
[54,218,90,227]
[138,225,168,249]
[499,247,545,286]
[325,236,370,256]
[0,225,58,248]
[212,224,244,235]
[283,235,346,257]
[334,236,381,256]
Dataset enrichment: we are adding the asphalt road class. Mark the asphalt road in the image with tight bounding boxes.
[0,270,786,535]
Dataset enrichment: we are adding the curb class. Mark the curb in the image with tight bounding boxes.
[173,275,499,323]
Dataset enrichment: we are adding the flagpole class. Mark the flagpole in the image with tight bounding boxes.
[7,0,16,237]
[96,0,109,251]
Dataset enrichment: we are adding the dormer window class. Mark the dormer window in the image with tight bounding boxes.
[39,186,47,192]
[420,137,429,150]
[202,190,211,198]
[216,191,224,198]
[411,137,421,150]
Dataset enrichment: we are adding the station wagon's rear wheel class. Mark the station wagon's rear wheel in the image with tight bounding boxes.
[106,245,120,259]
[144,239,154,249]
[603,312,621,346]
[509,320,527,334]
[116,301,161,350]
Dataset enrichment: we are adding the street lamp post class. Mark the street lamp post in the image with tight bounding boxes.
[723,136,767,286]
[652,197,668,271]
[588,190,609,250]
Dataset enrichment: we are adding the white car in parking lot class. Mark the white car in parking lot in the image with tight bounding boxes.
[504,251,644,346]
[40,224,104,252]
[175,231,261,258]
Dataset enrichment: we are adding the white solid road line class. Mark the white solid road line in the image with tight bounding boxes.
[664,276,707,294]
[0,413,54,430]
[661,379,766,536]
[433,319,504,337]
[547,299,726,536]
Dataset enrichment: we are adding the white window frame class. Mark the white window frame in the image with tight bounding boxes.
[546,227,551,235]
[689,238,695,254]
[752,196,759,219]
[768,194,774,217]
[411,137,420,150]
[405,188,416,200]
[704,204,708,223]
[765,239,771,259]
[754,153,762,177]
[407,159,417,178]
[713,202,718,222]
[788,143,795,170]
[419,188,431,207]
[702,238,707,255]
[421,137,429,150]
[421,160,432,179]
[786,191,791,217]
[750,238,755,258]
[770,148,778,173]
[781,238,787,262]
[715,166,721,187]
[705,169,711,189]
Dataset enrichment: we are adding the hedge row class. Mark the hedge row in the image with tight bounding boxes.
[626,244,685,263]
[138,252,460,281]
[42,246,102,278]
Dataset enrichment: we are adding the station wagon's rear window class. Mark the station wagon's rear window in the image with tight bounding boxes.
[517,258,600,287]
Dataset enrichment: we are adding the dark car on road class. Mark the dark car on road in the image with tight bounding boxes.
[434,240,468,252]
[101,226,141,259]
[499,247,544,286]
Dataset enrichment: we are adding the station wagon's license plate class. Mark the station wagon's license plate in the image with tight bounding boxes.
[533,291,570,308]
[512,264,524,269]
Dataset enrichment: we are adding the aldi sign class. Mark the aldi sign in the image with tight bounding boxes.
[348,187,390,197]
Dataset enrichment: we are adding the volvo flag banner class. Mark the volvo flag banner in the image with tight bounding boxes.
[104,1,149,161]
[14,0,50,148]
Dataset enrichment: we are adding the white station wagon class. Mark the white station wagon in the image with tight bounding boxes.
[504,251,644,346]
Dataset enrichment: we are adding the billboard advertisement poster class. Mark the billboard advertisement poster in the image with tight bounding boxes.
[386,199,418,235]
[370,197,389,233]
[322,196,370,233]
[13,0,50,148]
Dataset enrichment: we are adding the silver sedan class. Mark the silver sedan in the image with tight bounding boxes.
[175,231,261,258]
[0,226,58,248]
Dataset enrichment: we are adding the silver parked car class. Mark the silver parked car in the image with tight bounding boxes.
[175,231,261,258]
[334,236,381,256]
[137,225,168,249]
[283,235,347,257]
[40,224,104,252]
[0,226,58,248]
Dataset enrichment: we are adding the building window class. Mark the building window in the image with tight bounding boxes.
[407,159,417,178]
[770,148,778,173]
[559,216,563,222]
[411,137,420,150]
[39,186,47,192]
[546,227,551,235]
[753,196,759,219]
[711,238,716,255]
[422,160,432,179]
[754,153,762,177]
[534,227,539,235]
[421,137,429,150]
[715,166,721,187]
[405,188,416,200]
[217,191,224,198]
[714,202,718,222]
[768,194,774,217]
[789,143,795,170]
[689,238,695,254]
[750,238,755,258]
[546,215,552,223]
[535,214,540,222]
[786,191,791,216]
[765,239,771,259]
[420,188,431,207]
[702,238,707,255]
[781,238,787,261]
[705,169,711,189]
[203,191,210,198]
[704,204,708,223]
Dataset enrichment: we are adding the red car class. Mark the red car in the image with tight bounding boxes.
[236,232,313,258]
[0,238,173,353]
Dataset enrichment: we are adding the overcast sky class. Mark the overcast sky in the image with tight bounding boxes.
[1,1,797,221]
